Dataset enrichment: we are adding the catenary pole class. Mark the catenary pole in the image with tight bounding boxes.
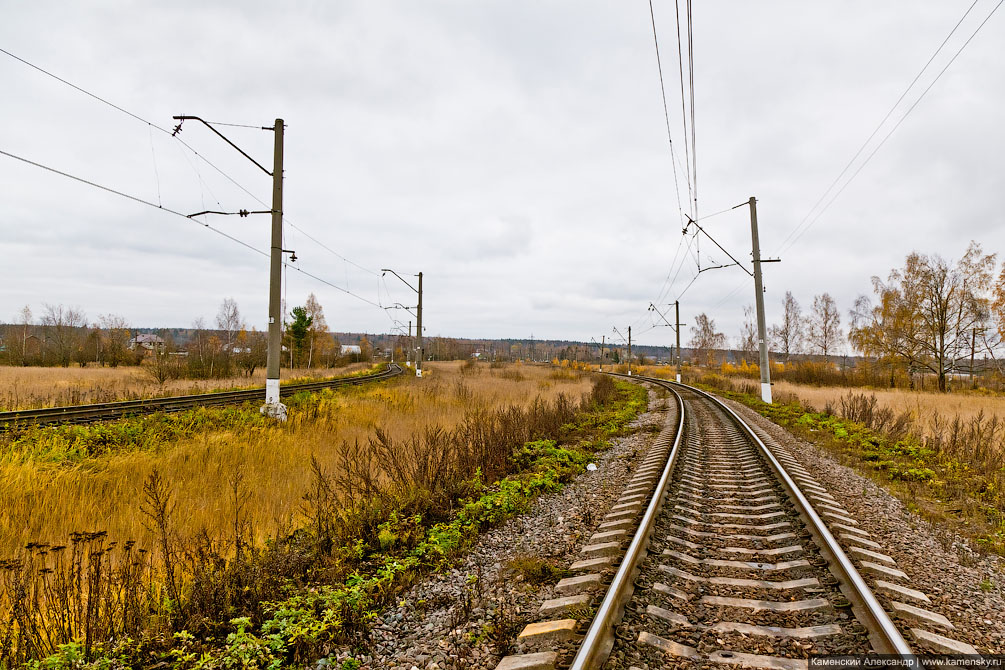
[265,119,284,409]
[675,300,682,383]
[971,327,978,389]
[628,326,632,376]
[749,196,772,403]
[416,272,423,378]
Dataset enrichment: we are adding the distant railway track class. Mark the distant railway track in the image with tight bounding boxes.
[0,363,402,430]
[497,374,977,669]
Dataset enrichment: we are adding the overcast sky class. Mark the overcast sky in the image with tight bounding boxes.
[3,2,1003,350]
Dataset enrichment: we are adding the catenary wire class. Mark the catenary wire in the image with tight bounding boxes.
[0,147,383,309]
[647,0,687,226]
[780,0,999,252]
[686,0,697,219]
[674,0,693,214]
[778,0,981,250]
[0,47,378,278]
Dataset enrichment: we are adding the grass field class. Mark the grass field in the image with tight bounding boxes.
[625,364,1005,437]
[0,361,593,559]
[771,381,1005,439]
[673,367,1005,556]
[1,361,647,667]
[0,362,375,411]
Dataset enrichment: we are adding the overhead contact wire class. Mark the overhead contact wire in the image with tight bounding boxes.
[0,147,382,308]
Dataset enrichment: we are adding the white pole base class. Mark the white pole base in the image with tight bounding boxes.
[265,378,281,404]
[416,368,423,378]
[761,382,772,404]
[260,378,287,420]
[676,373,681,383]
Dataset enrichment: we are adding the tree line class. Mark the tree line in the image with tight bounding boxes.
[0,293,371,379]
[688,241,1005,392]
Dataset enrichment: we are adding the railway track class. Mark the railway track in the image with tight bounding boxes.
[0,363,402,429]
[497,375,977,670]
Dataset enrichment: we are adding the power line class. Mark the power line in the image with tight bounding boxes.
[780,0,1001,252]
[203,120,269,129]
[0,147,383,309]
[283,261,383,309]
[673,0,693,214]
[647,0,686,226]
[712,278,748,310]
[650,232,688,307]
[778,0,981,251]
[0,47,379,279]
[0,47,154,128]
[686,0,697,219]
[286,222,380,277]
[675,269,701,301]
[0,147,267,256]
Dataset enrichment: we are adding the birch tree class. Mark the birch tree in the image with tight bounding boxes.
[807,293,842,357]
[690,313,726,367]
[770,292,803,362]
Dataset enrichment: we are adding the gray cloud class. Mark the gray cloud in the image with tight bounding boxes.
[2,1,1003,346]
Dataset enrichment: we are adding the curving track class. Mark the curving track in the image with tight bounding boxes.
[497,374,938,670]
[0,363,402,430]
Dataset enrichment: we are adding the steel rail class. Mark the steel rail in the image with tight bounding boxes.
[668,378,919,664]
[568,378,686,670]
[0,364,401,429]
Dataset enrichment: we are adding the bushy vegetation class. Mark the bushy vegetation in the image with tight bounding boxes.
[0,372,647,668]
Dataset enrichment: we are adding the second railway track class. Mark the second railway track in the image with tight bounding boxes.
[0,363,402,429]
[496,374,978,670]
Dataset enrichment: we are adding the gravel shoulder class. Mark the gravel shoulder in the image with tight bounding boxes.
[720,395,1005,655]
[327,383,668,670]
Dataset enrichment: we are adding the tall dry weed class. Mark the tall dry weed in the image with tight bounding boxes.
[0,362,602,666]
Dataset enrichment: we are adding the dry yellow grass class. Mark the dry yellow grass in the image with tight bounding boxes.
[772,381,1005,437]
[0,362,373,410]
[0,361,592,558]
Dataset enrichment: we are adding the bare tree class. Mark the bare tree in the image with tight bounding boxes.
[98,314,132,367]
[216,298,243,349]
[190,317,209,374]
[807,293,842,357]
[234,328,267,377]
[304,293,328,369]
[906,242,996,391]
[5,305,33,366]
[689,313,726,367]
[737,306,758,364]
[770,292,803,362]
[41,304,86,366]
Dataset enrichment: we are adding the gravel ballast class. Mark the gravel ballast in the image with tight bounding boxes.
[326,384,669,670]
[720,395,1005,655]
[327,382,1005,669]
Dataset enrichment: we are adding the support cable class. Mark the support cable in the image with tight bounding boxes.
[673,0,693,212]
[779,0,1000,252]
[686,0,697,219]
[0,47,379,277]
[647,0,686,226]
[0,147,383,308]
